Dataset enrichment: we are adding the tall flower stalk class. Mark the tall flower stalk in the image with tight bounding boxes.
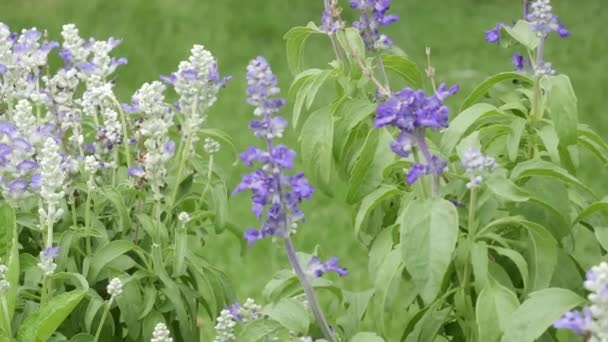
[235,56,346,342]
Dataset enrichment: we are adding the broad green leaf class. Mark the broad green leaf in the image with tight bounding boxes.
[337,289,375,338]
[501,20,541,50]
[403,307,451,342]
[238,319,281,342]
[501,288,585,342]
[486,175,530,202]
[380,55,423,88]
[70,333,95,342]
[84,294,104,333]
[300,105,334,192]
[542,75,578,146]
[460,72,533,111]
[262,298,309,334]
[336,28,365,65]
[471,242,488,292]
[346,129,394,204]
[401,198,458,304]
[573,198,608,250]
[521,221,558,291]
[284,22,324,74]
[507,117,526,161]
[440,103,497,153]
[536,124,561,163]
[17,290,86,342]
[510,159,595,196]
[292,69,333,128]
[87,240,135,283]
[488,245,529,293]
[578,125,608,159]
[51,272,89,290]
[476,277,520,342]
[368,227,394,279]
[350,332,385,342]
[354,185,401,241]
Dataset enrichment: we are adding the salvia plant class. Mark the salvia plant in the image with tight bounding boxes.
[1,0,607,341]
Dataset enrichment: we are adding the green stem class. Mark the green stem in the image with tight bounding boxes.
[412,148,429,199]
[200,155,215,203]
[110,97,132,168]
[461,188,478,338]
[69,194,78,229]
[375,52,390,91]
[169,133,193,209]
[93,297,113,342]
[1,296,11,337]
[112,149,118,187]
[84,192,92,255]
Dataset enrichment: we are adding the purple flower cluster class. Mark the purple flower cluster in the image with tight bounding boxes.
[375,84,458,185]
[307,256,348,278]
[350,0,399,51]
[236,57,315,247]
[320,0,345,34]
[0,121,42,198]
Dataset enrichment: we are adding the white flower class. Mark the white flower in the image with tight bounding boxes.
[0,264,9,294]
[38,138,66,226]
[13,99,36,134]
[106,277,123,298]
[461,148,497,189]
[80,75,114,115]
[151,322,173,342]
[213,309,236,342]
[204,137,220,154]
[178,212,190,223]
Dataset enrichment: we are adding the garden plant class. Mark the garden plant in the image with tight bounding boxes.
[0,0,606,341]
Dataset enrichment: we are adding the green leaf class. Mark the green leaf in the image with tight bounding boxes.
[542,75,578,146]
[87,240,135,283]
[400,198,458,304]
[350,332,385,342]
[501,288,585,342]
[17,290,86,342]
[346,129,394,204]
[573,198,608,250]
[238,319,282,342]
[337,289,375,338]
[460,73,533,111]
[510,159,595,196]
[99,187,131,234]
[486,175,530,202]
[336,28,365,65]
[536,124,561,163]
[284,22,324,74]
[262,298,309,334]
[354,185,401,241]
[501,20,541,50]
[403,306,451,342]
[291,69,333,128]
[380,55,423,88]
[476,277,520,342]
[70,333,96,342]
[507,117,526,161]
[487,245,529,293]
[440,103,498,153]
[300,105,334,192]
[0,205,14,259]
[471,242,489,292]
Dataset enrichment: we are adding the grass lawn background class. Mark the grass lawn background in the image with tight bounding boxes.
[2,0,606,299]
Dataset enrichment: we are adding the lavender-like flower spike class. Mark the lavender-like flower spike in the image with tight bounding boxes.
[213,309,236,342]
[461,148,498,189]
[37,246,60,275]
[554,262,608,340]
[375,83,458,186]
[526,0,569,38]
[351,0,399,51]
[320,0,345,34]
[151,323,173,342]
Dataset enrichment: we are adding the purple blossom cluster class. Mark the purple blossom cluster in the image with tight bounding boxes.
[0,121,41,197]
[375,84,458,185]
[235,56,315,246]
[320,0,345,34]
[350,0,399,50]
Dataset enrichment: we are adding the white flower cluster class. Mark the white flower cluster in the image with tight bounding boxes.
[461,147,498,189]
[130,81,174,199]
[534,60,556,77]
[37,248,58,276]
[13,99,36,136]
[174,45,219,134]
[106,277,123,298]
[204,137,221,154]
[527,0,559,37]
[37,138,66,227]
[178,211,191,223]
[584,262,608,341]
[0,264,9,294]
[239,298,263,322]
[213,309,236,342]
[151,322,173,342]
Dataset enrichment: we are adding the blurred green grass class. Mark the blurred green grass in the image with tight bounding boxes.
[2,0,606,298]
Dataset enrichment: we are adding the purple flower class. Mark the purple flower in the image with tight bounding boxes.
[320,0,345,34]
[160,74,177,85]
[406,164,427,185]
[526,1,569,38]
[227,303,243,320]
[351,0,399,50]
[164,141,176,156]
[7,179,28,194]
[43,246,60,258]
[128,165,145,178]
[553,308,592,335]
[512,52,526,71]
[180,69,199,81]
[235,57,315,246]
[30,174,42,189]
[485,23,502,43]
[307,256,348,277]
[16,160,36,172]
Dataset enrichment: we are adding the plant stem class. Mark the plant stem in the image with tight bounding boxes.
[412,148,429,199]
[284,237,336,342]
[110,96,132,168]
[84,192,92,255]
[169,132,192,210]
[1,296,11,337]
[461,188,478,338]
[425,47,438,93]
[93,298,113,342]
[340,32,391,97]
[200,155,215,203]
[416,131,439,196]
[376,52,390,91]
